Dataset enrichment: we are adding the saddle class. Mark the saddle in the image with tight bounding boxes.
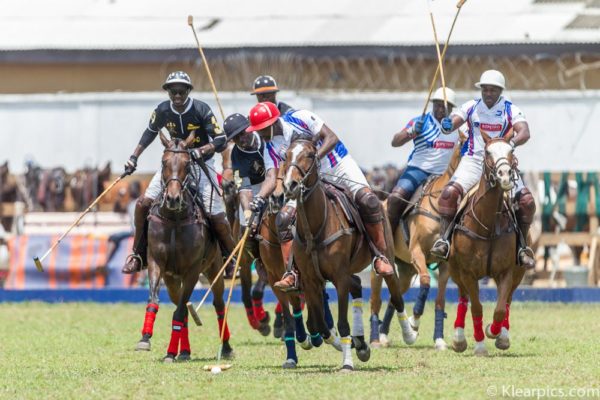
[398,175,441,246]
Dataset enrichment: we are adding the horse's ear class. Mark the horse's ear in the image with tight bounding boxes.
[503,128,515,143]
[480,128,492,145]
[183,130,196,149]
[159,127,170,148]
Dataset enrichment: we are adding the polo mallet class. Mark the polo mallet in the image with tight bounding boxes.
[421,0,467,117]
[33,173,127,272]
[187,211,256,325]
[187,15,225,121]
[204,212,255,374]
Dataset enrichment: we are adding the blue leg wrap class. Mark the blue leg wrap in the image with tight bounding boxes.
[293,309,308,343]
[323,290,334,330]
[433,308,447,340]
[380,302,395,335]
[369,314,380,343]
[413,285,430,316]
[284,334,298,363]
[310,332,323,347]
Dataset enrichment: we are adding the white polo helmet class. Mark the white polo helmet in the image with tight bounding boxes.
[431,87,457,107]
[162,71,194,90]
[475,70,505,90]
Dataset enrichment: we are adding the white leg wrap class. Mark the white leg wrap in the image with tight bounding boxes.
[341,336,353,369]
[397,310,418,345]
[352,298,364,337]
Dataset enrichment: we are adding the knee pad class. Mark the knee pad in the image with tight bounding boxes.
[438,183,463,217]
[137,196,153,209]
[356,188,383,223]
[515,188,536,225]
[276,206,296,242]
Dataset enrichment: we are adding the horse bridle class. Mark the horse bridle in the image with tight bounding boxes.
[483,143,519,188]
[160,148,196,211]
[288,142,321,200]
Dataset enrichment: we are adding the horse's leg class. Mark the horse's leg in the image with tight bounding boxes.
[451,272,469,353]
[207,259,233,359]
[168,274,195,362]
[433,262,450,351]
[383,273,418,345]
[350,275,370,363]
[486,271,512,341]
[273,291,301,368]
[161,275,183,362]
[410,245,431,331]
[304,281,335,350]
[288,292,315,349]
[335,275,354,371]
[239,243,259,331]
[323,289,335,332]
[252,273,271,336]
[379,301,395,347]
[496,266,525,350]
[369,270,383,346]
[465,277,487,357]
[136,257,161,351]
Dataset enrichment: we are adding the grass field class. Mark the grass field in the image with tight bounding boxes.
[0,302,599,400]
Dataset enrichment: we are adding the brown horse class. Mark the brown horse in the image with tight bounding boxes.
[0,161,20,232]
[283,140,417,371]
[37,167,68,211]
[370,133,466,350]
[69,162,111,211]
[135,132,232,362]
[449,131,526,356]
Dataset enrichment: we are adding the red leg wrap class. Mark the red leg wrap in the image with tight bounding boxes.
[167,320,184,355]
[252,299,266,322]
[216,311,231,342]
[300,294,306,311]
[246,307,259,329]
[180,318,190,354]
[472,315,484,342]
[490,320,502,336]
[502,303,510,330]
[142,303,159,336]
[454,296,468,329]
[275,302,283,314]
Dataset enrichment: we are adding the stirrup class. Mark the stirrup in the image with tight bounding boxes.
[274,271,300,293]
[431,239,450,261]
[122,253,143,274]
[372,256,394,276]
[518,247,535,269]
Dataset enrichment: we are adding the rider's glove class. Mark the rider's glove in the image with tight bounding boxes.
[249,196,267,213]
[124,155,137,176]
[441,117,453,133]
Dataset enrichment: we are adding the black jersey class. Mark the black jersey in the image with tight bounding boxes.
[278,101,293,114]
[140,98,225,158]
[231,133,266,190]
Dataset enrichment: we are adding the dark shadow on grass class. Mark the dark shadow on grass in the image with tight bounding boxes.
[251,364,409,374]
[235,339,284,347]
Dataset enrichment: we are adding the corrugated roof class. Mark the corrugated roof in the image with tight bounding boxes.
[0,0,599,50]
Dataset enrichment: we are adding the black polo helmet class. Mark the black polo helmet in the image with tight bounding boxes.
[250,75,280,95]
[224,113,251,141]
[162,71,194,90]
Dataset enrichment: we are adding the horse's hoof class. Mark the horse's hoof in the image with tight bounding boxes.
[356,346,371,362]
[273,324,283,339]
[299,337,313,350]
[408,315,420,332]
[495,328,510,350]
[485,324,500,339]
[340,364,354,372]
[282,359,297,369]
[162,354,176,363]
[379,333,391,348]
[398,314,419,345]
[177,351,191,362]
[474,341,488,357]
[434,338,448,351]
[136,340,151,351]
[221,342,234,360]
[324,334,342,352]
[258,322,271,337]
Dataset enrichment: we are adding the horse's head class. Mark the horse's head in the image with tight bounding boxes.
[283,139,319,200]
[481,128,517,191]
[49,167,67,195]
[159,129,195,211]
[0,161,8,180]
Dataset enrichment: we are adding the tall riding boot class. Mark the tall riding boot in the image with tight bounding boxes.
[273,240,300,292]
[430,183,462,260]
[387,188,411,237]
[122,197,152,274]
[209,213,238,279]
[364,221,395,276]
[515,188,536,269]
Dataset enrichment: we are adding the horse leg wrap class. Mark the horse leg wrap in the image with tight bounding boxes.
[433,309,447,341]
[142,303,159,336]
[216,311,231,342]
[275,302,283,314]
[369,314,380,343]
[293,309,308,343]
[454,296,469,329]
[413,285,430,317]
[310,332,323,347]
[380,302,395,335]
[252,299,267,322]
[502,303,510,330]
[490,319,503,337]
[245,307,259,329]
[167,320,184,356]
[341,336,353,368]
[180,317,190,354]
[323,291,335,330]
[284,334,298,363]
[472,315,485,342]
[352,298,365,336]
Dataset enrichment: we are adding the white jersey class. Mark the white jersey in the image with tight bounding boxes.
[405,112,459,175]
[263,134,287,172]
[454,96,526,160]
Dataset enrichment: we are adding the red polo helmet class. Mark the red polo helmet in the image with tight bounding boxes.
[246,102,280,132]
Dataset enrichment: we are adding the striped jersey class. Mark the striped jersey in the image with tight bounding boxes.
[405,112,459,175]
[454,96,526,160]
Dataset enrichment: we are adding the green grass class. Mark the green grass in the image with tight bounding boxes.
[0,302,598,400]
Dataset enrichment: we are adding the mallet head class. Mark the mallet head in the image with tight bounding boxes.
[33,257,44,272]
[187,15,194,26]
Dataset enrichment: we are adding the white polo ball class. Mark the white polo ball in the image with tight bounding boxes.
[211,366,222,374]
